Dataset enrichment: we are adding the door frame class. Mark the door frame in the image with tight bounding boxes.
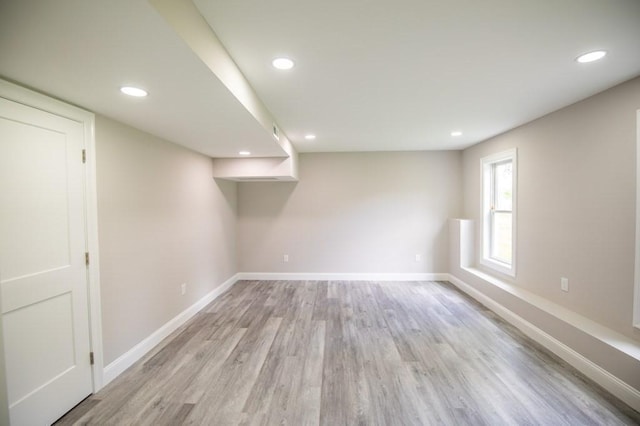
[635,109,640,330]
[0,79,104,394]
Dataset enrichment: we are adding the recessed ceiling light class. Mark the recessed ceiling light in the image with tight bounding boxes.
[272,57,295,70]
[120,86,148,97]
[576,50,607,63]
[451,131,463,137]
[304,134,316,140]
[239,151,251,156]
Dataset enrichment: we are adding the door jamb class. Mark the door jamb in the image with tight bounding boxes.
[634,110,640,330]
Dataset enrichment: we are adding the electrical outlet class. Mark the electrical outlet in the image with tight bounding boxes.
[560,277,569,292]
[283,254,289,262]
[415,254,422,262]
[181,283,187,295]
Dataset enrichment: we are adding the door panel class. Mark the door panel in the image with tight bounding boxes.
[0,97,93,425]
[0,121,70,280]
[4,293,75,403]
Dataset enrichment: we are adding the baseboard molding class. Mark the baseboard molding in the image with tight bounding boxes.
[102,273,239,387]
[236,272,449,281]
[447,273,640,413]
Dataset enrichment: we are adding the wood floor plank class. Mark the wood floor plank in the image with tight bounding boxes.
[183,316,282,424]
[57,280,640,425]
[52,397,101,426]
[181,328,247,404]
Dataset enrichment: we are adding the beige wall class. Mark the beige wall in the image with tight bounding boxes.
[461,76,640,342]
[237,151,462,273]
[96,115,237,364]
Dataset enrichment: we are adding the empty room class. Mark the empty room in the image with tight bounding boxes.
[1,0,640,424]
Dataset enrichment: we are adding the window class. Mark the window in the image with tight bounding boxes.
[481,149,517,276]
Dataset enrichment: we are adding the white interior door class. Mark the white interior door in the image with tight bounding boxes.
[0,97,93,425]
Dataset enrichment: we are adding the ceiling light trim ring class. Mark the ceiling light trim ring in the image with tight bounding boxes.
[576,50,607,63]
[120,86,148,97]
[272,57,295,70]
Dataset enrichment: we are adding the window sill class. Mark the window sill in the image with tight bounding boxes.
[480,257,515,278]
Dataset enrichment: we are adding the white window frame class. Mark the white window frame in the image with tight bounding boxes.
[481,148,517,277]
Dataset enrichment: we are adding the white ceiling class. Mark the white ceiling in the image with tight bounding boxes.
[1,0,640,156]
[0,0,286,158]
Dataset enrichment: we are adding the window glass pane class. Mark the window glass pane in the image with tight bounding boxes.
[491,211,512,264]
[494,161,512,211]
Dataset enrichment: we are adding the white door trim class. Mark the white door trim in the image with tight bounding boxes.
[0,79,104,391]
[635,109,640,330]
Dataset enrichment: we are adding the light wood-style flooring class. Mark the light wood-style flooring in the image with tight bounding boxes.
[56,280,640,425]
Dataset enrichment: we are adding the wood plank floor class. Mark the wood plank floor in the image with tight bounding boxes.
[56,280,640,425]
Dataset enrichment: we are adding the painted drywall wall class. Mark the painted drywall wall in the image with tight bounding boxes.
[96,115,237,365]
[460,76,640,343]
[237,151,462,273]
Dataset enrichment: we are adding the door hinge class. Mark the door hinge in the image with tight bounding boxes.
[90,352,94,365]
[82,149,86,163]
[85,252,90,266]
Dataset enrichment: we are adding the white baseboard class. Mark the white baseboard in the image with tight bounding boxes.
[102,273,239,387]
[236,272,449,281]
[447,273,640,413]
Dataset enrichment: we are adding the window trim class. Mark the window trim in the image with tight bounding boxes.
[480,148,517,277]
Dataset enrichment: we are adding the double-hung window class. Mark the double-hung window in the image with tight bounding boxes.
[481,149,517,276]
